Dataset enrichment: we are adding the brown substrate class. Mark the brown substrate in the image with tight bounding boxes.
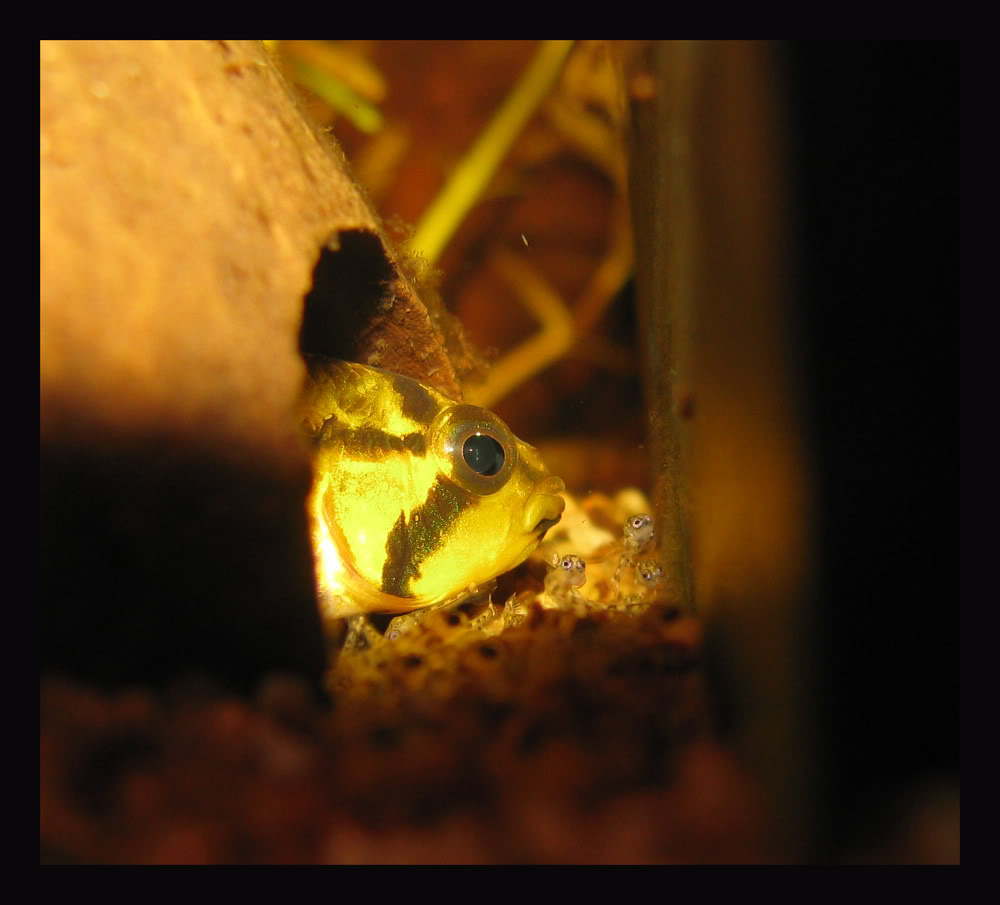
[40,605,770,864]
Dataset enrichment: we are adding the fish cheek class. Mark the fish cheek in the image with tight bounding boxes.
[418,493,524,595]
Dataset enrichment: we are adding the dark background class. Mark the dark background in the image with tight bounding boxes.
[784,41,957,853]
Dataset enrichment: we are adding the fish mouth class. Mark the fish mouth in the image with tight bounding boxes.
[524,476,566,537]
[534,515,561,537]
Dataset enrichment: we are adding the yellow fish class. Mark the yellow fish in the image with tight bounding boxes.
[302,356,566,622]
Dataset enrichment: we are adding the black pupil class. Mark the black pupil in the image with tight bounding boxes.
[463,434,504,476]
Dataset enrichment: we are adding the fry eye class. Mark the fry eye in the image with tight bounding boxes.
[463,434,505,476]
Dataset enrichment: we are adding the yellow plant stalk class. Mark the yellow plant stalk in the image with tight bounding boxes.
[407,40,574,265]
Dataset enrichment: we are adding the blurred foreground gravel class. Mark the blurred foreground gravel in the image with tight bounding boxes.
[40,604,771,864]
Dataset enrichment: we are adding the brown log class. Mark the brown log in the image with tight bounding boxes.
[40,40,458,691]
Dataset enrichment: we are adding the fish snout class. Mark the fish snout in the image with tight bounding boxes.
[524,475,566,535]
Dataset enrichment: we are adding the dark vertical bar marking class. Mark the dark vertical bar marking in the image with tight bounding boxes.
[380,477,474,597]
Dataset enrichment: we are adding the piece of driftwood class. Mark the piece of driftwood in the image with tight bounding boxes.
[40,40,459,691]
[625,41,814,858]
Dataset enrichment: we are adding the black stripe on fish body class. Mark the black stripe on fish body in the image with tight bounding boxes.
[315,419,427,458]
[347,428,425,458]
[391,371,441,425]
[380,477,474,598]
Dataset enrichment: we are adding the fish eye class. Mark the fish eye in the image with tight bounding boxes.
[463,433,505,476]
[433,404,518,495]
